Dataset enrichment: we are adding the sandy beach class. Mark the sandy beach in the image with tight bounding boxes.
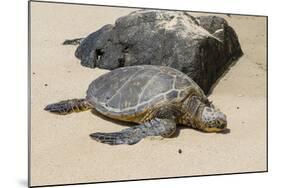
[30,2,267,186]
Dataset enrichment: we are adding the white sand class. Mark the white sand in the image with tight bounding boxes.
[30,2,267,186]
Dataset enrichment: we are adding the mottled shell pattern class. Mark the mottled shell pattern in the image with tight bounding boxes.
[86,65,205,118]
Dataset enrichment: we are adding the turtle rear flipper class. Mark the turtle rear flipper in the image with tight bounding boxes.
[90,118,176,145]
[44,98,92,115]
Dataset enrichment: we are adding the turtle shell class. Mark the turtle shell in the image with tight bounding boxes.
[86,65,205,119]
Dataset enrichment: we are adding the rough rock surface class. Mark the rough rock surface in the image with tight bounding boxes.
[75,10,243,94]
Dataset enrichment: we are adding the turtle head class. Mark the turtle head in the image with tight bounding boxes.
[199,106,227,132]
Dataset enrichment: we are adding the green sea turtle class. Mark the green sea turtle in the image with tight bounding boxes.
[44,65,227,145]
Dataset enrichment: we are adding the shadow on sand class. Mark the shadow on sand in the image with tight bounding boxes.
[90,109,230,137]
[207,57,241,96]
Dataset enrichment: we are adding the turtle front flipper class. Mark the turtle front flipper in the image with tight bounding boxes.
[62,38,84,45]
[90,118,176,145]
[44,98,92,115]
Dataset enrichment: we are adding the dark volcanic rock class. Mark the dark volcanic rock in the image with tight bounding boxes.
[75,10,243,94]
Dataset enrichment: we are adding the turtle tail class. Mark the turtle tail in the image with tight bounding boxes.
[44,98,92,115]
